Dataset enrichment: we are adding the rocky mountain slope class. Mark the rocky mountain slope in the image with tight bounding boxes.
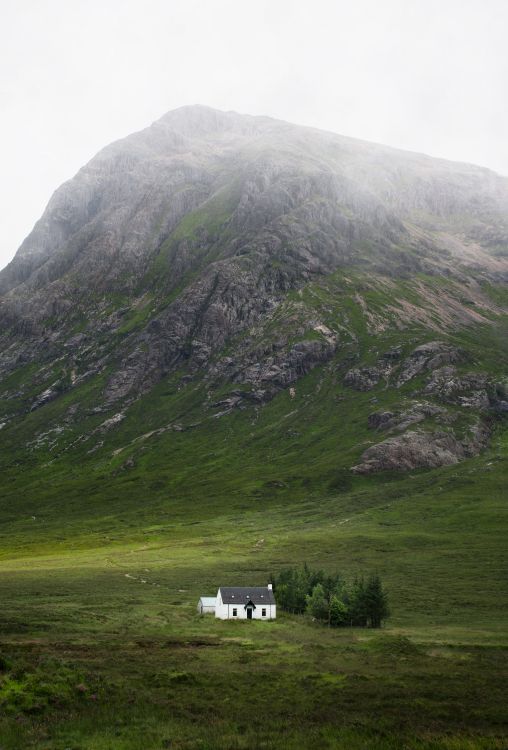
[0,105,507,483]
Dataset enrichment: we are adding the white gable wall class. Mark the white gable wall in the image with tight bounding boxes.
[214,589,276,620]
[197,598,216,614]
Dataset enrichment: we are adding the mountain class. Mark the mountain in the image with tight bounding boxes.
[0,105,506,478]
[1,107,507,747]
[0,104,507,561]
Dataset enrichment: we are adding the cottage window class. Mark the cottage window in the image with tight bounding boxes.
[262,608,266,617]
[233,608,237,617]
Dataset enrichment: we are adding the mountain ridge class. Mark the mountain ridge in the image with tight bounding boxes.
[5,105,508,279]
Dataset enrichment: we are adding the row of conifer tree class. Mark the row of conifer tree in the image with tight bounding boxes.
[271,565,389,627]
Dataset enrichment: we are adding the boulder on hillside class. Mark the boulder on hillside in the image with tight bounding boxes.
[351,421,490,474]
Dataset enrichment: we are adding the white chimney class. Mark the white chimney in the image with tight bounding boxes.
[267,583,273,590]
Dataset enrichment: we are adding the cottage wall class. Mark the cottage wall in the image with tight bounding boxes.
[214,589,276,620]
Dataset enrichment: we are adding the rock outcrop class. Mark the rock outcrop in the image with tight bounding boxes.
[396,342,465,387]
[352,421,490,474]
[367,402,448,432]
[344,367,384,391]
[424,368,494,409]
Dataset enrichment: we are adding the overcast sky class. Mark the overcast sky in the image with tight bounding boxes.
[1,0,507,270]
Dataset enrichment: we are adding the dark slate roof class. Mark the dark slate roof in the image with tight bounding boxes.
[219,587,275,605]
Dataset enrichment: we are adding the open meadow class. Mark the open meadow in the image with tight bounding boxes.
[1,415,507,748]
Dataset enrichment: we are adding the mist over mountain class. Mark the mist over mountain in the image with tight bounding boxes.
[0,105,507,477]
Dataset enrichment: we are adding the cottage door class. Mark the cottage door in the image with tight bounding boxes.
[246,607,253,620]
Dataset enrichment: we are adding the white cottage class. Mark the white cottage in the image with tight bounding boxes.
[214,584,276,620]
[197,596,217,615]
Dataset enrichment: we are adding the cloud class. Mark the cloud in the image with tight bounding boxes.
[1,0,507,269]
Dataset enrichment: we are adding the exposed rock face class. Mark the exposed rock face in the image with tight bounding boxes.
[98,412,126,432]
[367,411,396,430]
[367,402,448,432]
[30,385,60,412]
[233,338,337,391]
[344,367,383,391]
[102,257,298,403]
[424,368,491,408]
[397,342,465,386]
[352,421,490,474]
[343,342,464,393]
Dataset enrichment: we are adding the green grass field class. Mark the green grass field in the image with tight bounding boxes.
[1,413,507,748]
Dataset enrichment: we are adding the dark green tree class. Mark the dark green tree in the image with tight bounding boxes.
[329,595,349,627]
[364,574,389,628]
[346,576,369,627]
[273,566,309,613]
[305,583,329,621]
